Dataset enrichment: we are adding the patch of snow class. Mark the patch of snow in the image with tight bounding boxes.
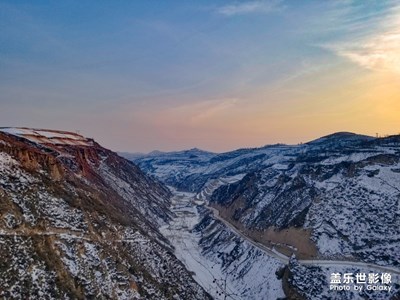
[0,152,18,169]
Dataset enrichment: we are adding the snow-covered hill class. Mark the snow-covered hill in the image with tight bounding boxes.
[127,132,400,299]
[0,127,210,299]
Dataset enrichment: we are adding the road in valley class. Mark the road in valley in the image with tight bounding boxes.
[196,179,400,276]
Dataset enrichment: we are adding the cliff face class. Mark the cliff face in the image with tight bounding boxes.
[0,128,210,299]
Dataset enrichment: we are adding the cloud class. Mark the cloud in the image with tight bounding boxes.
[333,31,400,74]
[321,4,400,74]
[216,0,283,16]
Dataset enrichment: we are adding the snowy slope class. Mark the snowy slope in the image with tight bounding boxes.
[0,128,210,299]
[0,127,93,146]
[160,189,285,300]
[130,132,400,299]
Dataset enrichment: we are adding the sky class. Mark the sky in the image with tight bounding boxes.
[1,0,399,153]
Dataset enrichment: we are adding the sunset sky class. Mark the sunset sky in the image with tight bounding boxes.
[1,0,399,152]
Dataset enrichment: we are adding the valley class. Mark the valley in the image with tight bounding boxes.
[131,132,400,299]
[160,188,286,300]
[160,186,400,299]
[1,127,399,299]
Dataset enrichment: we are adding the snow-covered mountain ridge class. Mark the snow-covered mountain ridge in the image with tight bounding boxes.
[0,127,210,299]
[126,132,400,299]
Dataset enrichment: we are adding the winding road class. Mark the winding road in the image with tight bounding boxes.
[196,179,400,276]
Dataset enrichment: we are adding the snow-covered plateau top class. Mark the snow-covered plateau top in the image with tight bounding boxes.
[0,127,93,146]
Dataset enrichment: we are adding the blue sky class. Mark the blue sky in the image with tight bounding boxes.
[1,0,399,152]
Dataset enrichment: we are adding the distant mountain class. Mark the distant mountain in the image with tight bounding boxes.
[307,132,375,147]
[0,127,210,299]
[120,148,216,191]
[117,151,147,160]
[133,142,297,192]
[131,132,400,299]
